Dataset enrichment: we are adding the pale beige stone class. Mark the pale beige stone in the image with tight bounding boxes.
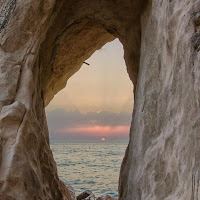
[0,0,199,200]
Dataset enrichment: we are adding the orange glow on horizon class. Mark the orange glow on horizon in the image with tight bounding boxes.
[57,125,129,137]
[101,138,106,141]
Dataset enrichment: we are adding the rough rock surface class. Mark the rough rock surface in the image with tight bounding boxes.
[0,0,199,200]
[119,0,200,199]
[77,190,94,200]
[77,191,116,200]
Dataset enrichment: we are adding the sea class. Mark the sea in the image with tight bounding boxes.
[50,142,128,198]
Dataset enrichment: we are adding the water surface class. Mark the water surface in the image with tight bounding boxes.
[50,142,127,198]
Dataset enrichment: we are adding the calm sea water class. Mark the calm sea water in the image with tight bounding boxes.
[50,142,127,198]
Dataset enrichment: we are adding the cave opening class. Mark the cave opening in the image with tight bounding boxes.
[35,2,142,199]
[45,39,134,198]
[0,0,146,199]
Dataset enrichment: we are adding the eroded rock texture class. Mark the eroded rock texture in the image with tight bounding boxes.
[0,0,199,199]
[119,0,200,199]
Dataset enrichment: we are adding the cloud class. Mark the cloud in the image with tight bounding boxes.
[57,126,130,137]
[46,109,132,141]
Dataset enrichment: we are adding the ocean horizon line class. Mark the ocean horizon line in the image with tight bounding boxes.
[50,139,129,144]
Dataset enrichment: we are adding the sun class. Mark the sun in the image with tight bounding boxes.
[101,138,106,141]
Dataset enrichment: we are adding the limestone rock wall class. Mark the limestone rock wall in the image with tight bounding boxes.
[0,0,144,199]
[0,0,75,198]
[0,0,199,199]
[119,0,200,199]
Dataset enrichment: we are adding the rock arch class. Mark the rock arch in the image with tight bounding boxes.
[0,0,200,199]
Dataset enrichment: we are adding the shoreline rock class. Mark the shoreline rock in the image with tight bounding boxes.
[77,190,95,200]
[77,191,117,200]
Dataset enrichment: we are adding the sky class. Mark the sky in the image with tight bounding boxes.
[46,39,134,142]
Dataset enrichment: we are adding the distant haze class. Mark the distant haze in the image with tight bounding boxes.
[46,39,133,142]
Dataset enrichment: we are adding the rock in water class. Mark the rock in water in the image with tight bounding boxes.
[77,190,94,200]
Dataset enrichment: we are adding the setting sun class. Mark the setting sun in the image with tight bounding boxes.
[101,138,106,141]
